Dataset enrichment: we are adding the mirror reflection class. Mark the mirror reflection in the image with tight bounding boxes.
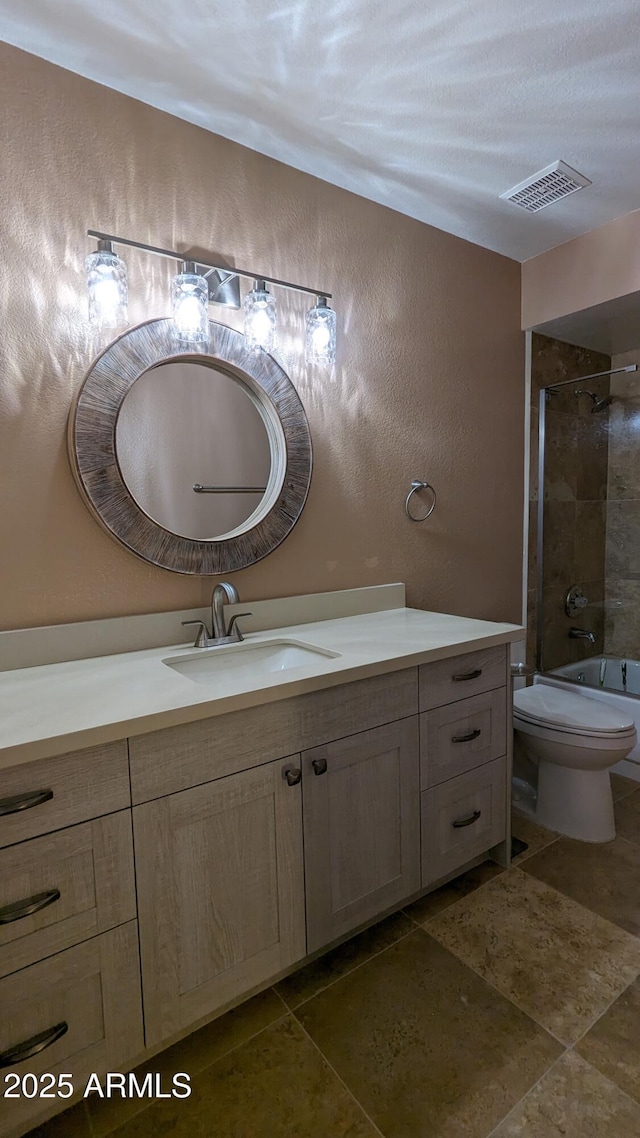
[115,361,272,541]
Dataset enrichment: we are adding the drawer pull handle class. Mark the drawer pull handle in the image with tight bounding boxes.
[452,809,482,829]
[283,766,302,787]
[452,669,482,682]
[0,789,54,817]
[0,889,61,926]
[311,757,328,776]
[452,728,482,744]
[0,1022,68,1070]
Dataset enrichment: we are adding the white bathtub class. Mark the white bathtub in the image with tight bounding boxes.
[535,657,640,780]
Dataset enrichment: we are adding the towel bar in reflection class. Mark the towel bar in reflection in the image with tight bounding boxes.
[192,484,267,494]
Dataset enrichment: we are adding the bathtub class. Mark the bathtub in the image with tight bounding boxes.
[535,657,640,779]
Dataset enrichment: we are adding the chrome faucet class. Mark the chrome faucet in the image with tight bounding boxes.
[211,582,239,638]
[182,582,252,648]
[569,627,596,644]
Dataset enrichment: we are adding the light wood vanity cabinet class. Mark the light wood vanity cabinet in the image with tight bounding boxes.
[133,757,306,1047]
[2,649,512,1137]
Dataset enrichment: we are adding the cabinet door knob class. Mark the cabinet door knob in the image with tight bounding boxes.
[0,888,61,926]
[311,757,328,776]
[0,1022,68,1070]
[0,789,54,817]
[451,669,482,682]
[451,728,482,744]
[283,766,302,786]
[452,809,482,829]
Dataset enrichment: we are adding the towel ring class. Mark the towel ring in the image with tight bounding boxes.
[406,479,437,522]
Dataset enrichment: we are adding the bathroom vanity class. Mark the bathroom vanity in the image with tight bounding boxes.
[0,598,519,1137]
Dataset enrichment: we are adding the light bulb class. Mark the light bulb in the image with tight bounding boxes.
[243,280,277,352]
[85,241,128,331]
[172,264,209,344]
[305,297,336,365]
[311,322,331,353]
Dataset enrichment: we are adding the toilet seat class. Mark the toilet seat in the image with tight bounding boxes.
[514,685,635,740]
[513,716,636,751]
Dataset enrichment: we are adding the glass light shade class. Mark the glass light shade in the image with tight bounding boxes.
[85,248,128,331]
[171,270,210,344]
[305,298,336,365]
[243,283,277,352]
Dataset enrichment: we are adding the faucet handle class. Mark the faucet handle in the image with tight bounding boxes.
[227,613,253,642]
[182,620,211,648]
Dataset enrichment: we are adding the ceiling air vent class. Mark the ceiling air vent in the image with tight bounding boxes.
[500,160,591,213]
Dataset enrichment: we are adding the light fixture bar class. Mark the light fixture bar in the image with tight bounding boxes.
[87,230,331,300]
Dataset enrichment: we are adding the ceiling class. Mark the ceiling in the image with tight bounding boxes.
[2,0,640,261]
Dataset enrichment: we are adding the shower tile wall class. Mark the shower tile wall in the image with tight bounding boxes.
[528,333,611,672]
[605,349,640,658]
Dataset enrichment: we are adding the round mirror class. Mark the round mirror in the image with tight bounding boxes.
[115,361,273,541]
[68,318,312,574]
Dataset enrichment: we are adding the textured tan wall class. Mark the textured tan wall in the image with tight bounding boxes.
[0,44,524,631]
[521,209,640,329]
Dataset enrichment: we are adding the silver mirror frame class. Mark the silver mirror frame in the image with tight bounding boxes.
[68,318,312,574]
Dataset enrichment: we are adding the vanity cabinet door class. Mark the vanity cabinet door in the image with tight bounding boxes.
[303,718,420,954]
[134,758,306,1047]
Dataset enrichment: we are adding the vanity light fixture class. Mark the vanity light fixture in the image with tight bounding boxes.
[305,296,336,366]
[84,230,335,366]
[243,279,277,353]
[85,239,128,331]
[171,262,210,344]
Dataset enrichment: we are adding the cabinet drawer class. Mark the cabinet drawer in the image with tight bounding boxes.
[0,812,135,978]
[419,645,507,710]
[129,669,418,803]
[421,759,506,886]
[420,687,506,788]
[0,922,143,1138]
[0,742,130,849]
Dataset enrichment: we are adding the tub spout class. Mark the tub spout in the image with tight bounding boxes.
[569,627,596,644]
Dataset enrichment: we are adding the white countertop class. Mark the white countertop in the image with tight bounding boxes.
[0,607,522,769]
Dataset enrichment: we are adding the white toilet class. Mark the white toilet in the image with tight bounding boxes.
[513,684,637,843]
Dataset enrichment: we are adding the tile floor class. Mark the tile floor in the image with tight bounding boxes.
[26,773,640,1138]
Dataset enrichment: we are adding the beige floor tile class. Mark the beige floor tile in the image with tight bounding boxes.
[276,910,413,1009]
[491,1051,640,1137]
[576,976,640,1103]
[614,790,640,847]
[522,836,640,938]
[109,1016,379,1138]
[428,869,640,1044]
[22,1102,90,1138]
[87,988,285,1136]
[510,811,559,863]
[403,860,504,923]
[611,774,640,803]
[297,928,561,1138]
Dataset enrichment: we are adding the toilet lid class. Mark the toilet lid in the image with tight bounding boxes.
[514,685,635,736]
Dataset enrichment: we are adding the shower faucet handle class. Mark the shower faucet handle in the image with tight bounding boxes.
[565,585,589,618]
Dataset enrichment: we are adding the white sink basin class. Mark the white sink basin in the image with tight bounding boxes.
[163,639,340,685]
